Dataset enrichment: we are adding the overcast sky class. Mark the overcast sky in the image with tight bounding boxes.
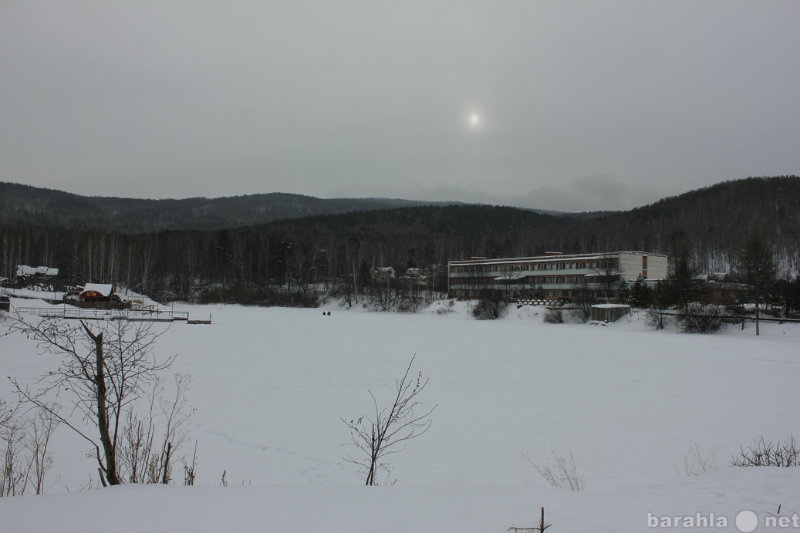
[1,1,798,212]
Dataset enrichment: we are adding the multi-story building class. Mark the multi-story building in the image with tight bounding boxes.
[447,251,668,300]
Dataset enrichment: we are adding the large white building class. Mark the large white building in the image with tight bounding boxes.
[447,251,668,300]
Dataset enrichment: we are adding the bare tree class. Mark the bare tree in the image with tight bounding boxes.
[737,228,775,335]
[9,316,178,486]
[24,409,58,495]
[1,416,27,497]
[0,398,58,496]
[118,374,193,484]
[0,397,27,497]
[343,355,436,486]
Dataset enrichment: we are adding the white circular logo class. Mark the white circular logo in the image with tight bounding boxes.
[735,510,758,533]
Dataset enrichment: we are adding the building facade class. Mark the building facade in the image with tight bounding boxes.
[447,251,668,300]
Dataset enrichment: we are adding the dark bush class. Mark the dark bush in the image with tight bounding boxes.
[731,436,799,467]
[543,307,564,324]
[679,303,728,333]
[473,293,506,320]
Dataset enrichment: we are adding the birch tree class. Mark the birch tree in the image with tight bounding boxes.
[9,317,181,486]
[343,355,435,485]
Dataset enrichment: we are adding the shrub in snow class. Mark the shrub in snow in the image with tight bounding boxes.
[645,308,666,329]
[524,448,585,491]
[683,442,719,477]
[543,307,564,324]
[678,303,728,333]
[472,295,507,320]
[730,435,799,467]
[0,398,57,496]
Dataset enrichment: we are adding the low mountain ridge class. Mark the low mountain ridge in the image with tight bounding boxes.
[0,183,455,232]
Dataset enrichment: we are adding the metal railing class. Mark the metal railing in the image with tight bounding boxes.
[12,306,189,322]
[651,310,800,324]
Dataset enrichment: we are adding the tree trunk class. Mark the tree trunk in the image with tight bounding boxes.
[83,323,120,485]
[755,283,760,336]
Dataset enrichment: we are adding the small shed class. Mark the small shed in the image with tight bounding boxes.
[591,304,631,322]
[16,265,60,278]
[0,295,10,312]
[372,266,396,282]
[80,283,114,302]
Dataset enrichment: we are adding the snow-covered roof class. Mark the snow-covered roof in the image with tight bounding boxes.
[81,283,113,297]
[592,303,631,309]
[16,265,59,277]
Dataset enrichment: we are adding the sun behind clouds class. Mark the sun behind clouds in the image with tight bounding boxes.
[465,111,482,131]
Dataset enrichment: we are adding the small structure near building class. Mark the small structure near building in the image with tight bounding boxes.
[404,267,423,279]
[73,283,129,309]
[13,265,61,291]
[80,283,115,302]
[372,266,396,282]
[591,304,631,323]
[0,295,10,313]
[16,265,60,278]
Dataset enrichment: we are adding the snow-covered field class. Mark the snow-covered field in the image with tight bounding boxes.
[1,298,798,532]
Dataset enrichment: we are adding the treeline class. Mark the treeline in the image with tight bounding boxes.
[0,205,558,305]
[1,177,798,306]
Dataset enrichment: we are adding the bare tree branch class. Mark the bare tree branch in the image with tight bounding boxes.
[342,354,436,485]
[7,313,184,486]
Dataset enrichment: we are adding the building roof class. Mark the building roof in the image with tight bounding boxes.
[81,283,113,297]
[448,251,666,266]
[16,265,60,277]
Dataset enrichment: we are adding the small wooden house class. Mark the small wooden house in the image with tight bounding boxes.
[79,283,114,302]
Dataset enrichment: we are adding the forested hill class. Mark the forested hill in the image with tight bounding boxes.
[507,176,800,273]
[0,183,450,232]
[255,176,800,274]
[0,177,798,289]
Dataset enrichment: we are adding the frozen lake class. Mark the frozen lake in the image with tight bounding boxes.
[1,300,798,531]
